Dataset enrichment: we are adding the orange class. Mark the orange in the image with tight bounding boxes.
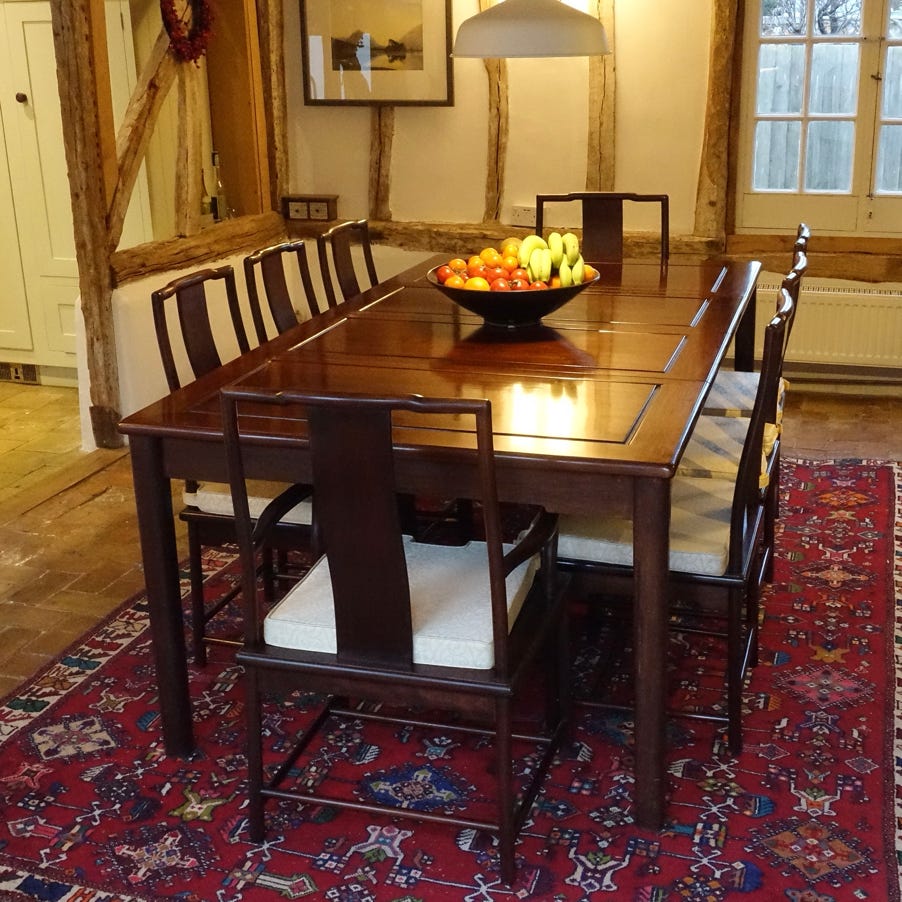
[464,276,491,291]
[479,247,503,266]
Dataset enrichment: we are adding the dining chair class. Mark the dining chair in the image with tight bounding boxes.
[679,265,802,483]
[315,218,379,307]
[221,386,570,885]
[677,261,802,583]
[557,289,793,754]
[316,217,478,540]
[151,266,314,666]
[243,239,322,343]
[702,222,810,420]
[534,191,670,263]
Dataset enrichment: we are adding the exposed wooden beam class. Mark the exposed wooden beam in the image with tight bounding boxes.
[694,0,739,240]
[108,29,178,251]
[50,0,121,448]
[111,211,285,283]
[482,57,509,222]
[369,106,394,221]
[174,64,204,237]
[479,0,509,223]
[256,0,288,204]
[587,0,615,191]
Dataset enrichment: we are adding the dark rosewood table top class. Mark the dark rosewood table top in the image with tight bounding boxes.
[119,253,761,828]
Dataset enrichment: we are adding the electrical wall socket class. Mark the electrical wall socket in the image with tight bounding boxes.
[510,205,536,228]
[308,201,330,220]
[282,194,339,222]
[0,362,38,384]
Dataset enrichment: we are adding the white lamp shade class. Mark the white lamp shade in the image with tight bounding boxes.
[453,0,610,59]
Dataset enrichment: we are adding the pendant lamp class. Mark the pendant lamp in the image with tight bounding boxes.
[453,0,610,59]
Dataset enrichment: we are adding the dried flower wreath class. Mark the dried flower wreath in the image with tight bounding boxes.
[161,0,214,64]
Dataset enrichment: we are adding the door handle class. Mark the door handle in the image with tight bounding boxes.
[15,92,27,103]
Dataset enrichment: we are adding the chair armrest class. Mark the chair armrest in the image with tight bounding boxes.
[502,510,558,573]
[251,483,314,545]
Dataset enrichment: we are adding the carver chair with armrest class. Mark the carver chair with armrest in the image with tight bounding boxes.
[557,290,792,754]
[317,217,475,540]
[244,240,322,343]
[316,219,379,308]
[221,387,570,885]
[151,266,313,666]
[534,191,669,263]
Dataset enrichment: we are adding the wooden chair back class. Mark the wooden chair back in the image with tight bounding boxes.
[220,388,543,676]
[534,191,670,263]
[316,219,379,307]
[794,222,811,258]
[151,265,250,392]
[784,250,806,347]
[729,290,791,568]
[244,240,321,343]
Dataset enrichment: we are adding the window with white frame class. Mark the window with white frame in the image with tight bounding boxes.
[736,0,902,235]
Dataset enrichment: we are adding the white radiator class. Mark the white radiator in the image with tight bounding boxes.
[755,275,902,370]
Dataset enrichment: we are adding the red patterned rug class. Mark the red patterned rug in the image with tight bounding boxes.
[0,458,900,901]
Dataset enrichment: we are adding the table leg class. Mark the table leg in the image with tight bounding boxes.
[130,436,195,755]
[632,477,670,827]
[734,284,757,372]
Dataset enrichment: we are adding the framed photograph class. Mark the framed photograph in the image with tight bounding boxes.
[301,0,453,106]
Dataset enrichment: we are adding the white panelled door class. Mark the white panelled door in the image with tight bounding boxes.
[0,1,152,369]
[1,1,79,362]
[0,99,31,352]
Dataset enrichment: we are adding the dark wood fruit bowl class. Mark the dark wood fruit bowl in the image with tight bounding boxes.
[425,267,600,328]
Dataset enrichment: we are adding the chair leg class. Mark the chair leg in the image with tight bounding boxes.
[187,523,208,667]
[763,455,780,583]
[245,668,266,842]
[495,698,516,885]
[549,608,571,742]
[727,589,743,755]
[747,579,761,669]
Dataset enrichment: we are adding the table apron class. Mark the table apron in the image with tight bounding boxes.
[161,436,642,519]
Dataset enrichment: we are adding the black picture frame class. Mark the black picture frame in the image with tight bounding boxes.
[300,0,454,106]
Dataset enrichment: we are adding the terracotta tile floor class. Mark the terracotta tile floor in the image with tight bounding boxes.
[0,380,899,698]
[0,383,187,697]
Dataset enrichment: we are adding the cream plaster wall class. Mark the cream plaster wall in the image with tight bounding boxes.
[284,0,713,237]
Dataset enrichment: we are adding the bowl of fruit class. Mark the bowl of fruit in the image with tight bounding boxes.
[426,233,599,328]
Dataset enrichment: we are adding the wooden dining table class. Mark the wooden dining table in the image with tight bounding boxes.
[119,253,761,829]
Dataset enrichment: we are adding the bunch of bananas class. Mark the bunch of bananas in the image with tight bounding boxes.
[517,232,587,287]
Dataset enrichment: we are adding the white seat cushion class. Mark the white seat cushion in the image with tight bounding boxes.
[263,535,540,669]
[184,481,313,525]
[558,475,735,576]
